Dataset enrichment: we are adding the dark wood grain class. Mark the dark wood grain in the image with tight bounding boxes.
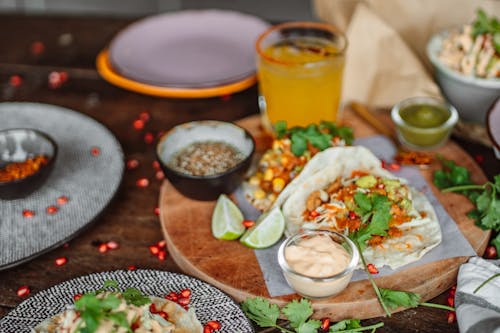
[0,14,498,333]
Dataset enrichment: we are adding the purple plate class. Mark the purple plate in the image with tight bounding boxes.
[109,9,270,88]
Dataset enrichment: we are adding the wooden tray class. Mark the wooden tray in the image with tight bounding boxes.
[159,108,490,320]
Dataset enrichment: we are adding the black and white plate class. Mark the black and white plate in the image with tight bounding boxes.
[0,102,124,270]
[0,270,255,333]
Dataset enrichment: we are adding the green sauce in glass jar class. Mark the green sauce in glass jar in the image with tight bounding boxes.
[391,97,458,150]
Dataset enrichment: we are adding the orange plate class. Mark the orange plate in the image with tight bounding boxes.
[96,50,257,99]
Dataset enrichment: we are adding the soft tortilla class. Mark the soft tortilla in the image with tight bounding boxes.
[273,146,442,269]
[34,296,203,333]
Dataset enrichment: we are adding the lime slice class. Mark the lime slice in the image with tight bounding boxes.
[240,207,285,249]
[211,194,245,240]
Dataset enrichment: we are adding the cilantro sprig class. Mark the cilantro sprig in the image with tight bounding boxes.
[348,195,454,316]
[274,121,353,156]
[472,9,500,53]
[73,280,151,333]
[241,297,384,332]
[433,158,500,256]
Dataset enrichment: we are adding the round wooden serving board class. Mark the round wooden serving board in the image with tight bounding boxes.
[159,107,490,320]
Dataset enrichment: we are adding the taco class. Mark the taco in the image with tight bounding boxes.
[34,290,203,333]
[244,121,353,212]
[273,146,442,269]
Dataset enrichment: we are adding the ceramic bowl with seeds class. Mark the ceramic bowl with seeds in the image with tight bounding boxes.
[0,128,58,199]
[156,120,255,201]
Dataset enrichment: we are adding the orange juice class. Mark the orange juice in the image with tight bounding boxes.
[256,23,346,133]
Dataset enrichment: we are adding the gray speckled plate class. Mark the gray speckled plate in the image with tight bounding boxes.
[0,270,254,333]
[0,102,124,270]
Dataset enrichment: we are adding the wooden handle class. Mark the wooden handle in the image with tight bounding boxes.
[349,101,397,142]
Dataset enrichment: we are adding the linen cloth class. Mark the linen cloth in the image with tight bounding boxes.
[456,257,500,333]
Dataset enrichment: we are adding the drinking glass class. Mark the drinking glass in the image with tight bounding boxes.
[256,22,347,133]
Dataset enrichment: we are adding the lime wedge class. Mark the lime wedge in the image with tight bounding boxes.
[211,194,245,240]
[240,207,285,249]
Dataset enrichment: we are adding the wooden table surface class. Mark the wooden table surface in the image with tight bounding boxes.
[0,14,498,333]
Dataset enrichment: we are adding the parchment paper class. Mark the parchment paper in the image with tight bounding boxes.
[311,0,500,109]
[234,136,476,297]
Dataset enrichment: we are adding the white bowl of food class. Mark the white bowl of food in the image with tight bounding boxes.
[426,10,500,124]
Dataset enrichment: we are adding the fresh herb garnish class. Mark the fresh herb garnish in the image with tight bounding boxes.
[241,297,384,332]
[351,193,391,251]
[73,280,151,333]
[348,194,454,318]
[472,8,500,53]
[274,121,353,156]
[433,158,500,257]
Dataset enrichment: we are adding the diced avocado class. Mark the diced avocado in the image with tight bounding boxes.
[355,175,377,188]
[400,198,411,211]
[382,178,401,191]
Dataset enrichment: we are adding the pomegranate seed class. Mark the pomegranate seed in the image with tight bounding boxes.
[179,288,191,298]
[144,132,154,144]
[447,296,454,307]
[203,325,214,333]
[220,94,232,102]
[90,147,100,156]
[133,119,144,130]
[59,71,68,83]
[165,292,178,302]
[136,178,149,188]
[474,154,484,164]
[157,250,166,261]
[131,319,140,330]
[46,205,58,214]
[376,182,385,189]
[23,210,35,218]
[158,311,169,320]
[73,293,82,301]
[206,320,221,330]
[149,303,158,313]
[157,240,166,249]
[48,71,63,89]
[447,311,456,323]
[177,296,190,306]
[63,243,70,249]
[320,317,331,330]
[152,161,160,170]
[367,263,379,274]
[98,243,108,253]
[30,41,45,55]
[56,195,69,205]
[381,160,387,169]
[484,245,497,259]
[126,159,139,170]
[16,285,30,297]
[139,112,150,122]
[389,163,400,171]
[449,288,456,297]
[106,240,120,250]
[349,211,357,220]
[155,170,165,180]
[9,75,23,87]
[242,220,255,228]
[154,207,160,216]
[127,265,137,271]
[149,245,160,255]
[55,257,67,266]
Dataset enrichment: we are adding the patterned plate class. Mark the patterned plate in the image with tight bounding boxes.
[0,270,255,333]
[0,102,124,270]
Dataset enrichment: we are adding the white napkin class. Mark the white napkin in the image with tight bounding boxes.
[456,257,500,333]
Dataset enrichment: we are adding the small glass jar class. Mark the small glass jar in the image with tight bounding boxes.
[391,96,458,150]
[277,230,359,299]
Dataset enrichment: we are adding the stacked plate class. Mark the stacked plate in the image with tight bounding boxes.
[97,10,270,98]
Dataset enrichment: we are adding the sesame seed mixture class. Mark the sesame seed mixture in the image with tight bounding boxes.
[169,141,245,176]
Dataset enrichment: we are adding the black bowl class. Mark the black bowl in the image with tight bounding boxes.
[0,128,58,199]
[156,120,255,201]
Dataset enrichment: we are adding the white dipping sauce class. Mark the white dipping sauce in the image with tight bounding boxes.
[283,234,353,298]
